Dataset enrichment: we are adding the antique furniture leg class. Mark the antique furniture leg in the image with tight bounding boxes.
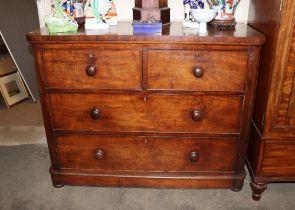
[53,183,65,188]
[231,176,245,192]
[250,180,268,201]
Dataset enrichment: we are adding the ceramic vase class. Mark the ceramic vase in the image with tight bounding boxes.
[207,0,241,28]
[183,0,205,28]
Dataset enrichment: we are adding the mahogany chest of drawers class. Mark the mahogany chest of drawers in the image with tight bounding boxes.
[27,22,264,190]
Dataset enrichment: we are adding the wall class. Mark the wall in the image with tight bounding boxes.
[37,0,250,27]
[0,0,40,100]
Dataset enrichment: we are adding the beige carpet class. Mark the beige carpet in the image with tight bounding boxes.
[0,97,46,145]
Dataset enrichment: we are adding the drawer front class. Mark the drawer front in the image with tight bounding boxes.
[147,50,248,91]
[42,49,142,89]
[57,135,238,172]
[49,93,242,133]
[261,143,295,175]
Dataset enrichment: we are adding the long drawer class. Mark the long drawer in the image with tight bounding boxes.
[56,135,238,172]
[261,143,295,175]
[49,93,243,134]
[42,49,142,89]
[147,50,248,91]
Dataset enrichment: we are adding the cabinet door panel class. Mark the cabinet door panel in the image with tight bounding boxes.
[276,37,295,127]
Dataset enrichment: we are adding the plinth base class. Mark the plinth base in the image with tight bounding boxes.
[210,19,237,30]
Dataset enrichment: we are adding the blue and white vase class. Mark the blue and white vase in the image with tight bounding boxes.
[183,0,205,28]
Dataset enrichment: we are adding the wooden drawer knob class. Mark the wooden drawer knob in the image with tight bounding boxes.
[86,64,97,76]
[94,149,104,160]
[190,151,199,162]
[192,110,202,121]
[90,108,101,120]
[193,68,204,78]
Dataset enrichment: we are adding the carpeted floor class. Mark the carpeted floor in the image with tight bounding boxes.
[0,98,45,146]
[0,144,295,210]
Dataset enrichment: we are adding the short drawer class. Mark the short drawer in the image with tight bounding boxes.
[147,50,248,91]
[49,93,242,134]
[261,143,295,175]
[56,135,238,172]
[42,49,142,89]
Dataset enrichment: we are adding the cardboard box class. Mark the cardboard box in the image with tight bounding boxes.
[0,54,17,77]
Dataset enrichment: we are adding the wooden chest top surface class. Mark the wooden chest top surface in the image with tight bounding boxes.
[27,22,265,45]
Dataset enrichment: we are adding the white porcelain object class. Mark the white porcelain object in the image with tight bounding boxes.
[85,18,109,30]
[191,9,217,34]
[183,20,199,29]
[84,0,109,30]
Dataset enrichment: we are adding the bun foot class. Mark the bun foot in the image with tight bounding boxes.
[231,176,244,192]
[53,183,64,188]
[250,181,267,201]
[231,187,243,192]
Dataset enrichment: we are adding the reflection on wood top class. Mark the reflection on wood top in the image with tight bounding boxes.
[27,22,265,45]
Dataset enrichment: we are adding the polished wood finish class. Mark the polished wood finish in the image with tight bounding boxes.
[27,22,264,45]
[247,0,295,200]
[89,107,101,120]
[94,149,105,160]
[147,50,248,91]
[286,37,295,117]
[250,181,267,201]
[27,22,264,190]
[85,64,97,77]
[56,135,237,172]
[261,143,295,174]
[49,94,242,133]
[42,49,142,90]
[193,68,204,78]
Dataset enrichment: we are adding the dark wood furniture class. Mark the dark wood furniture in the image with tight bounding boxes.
[247,0,295,201]
[27,22,264,190]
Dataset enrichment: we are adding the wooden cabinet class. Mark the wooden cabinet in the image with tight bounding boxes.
[247,0,295,201]
[27,22,264,190]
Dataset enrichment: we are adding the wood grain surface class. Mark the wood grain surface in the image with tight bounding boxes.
[27,22,265,46]
[49,93,243,134]
[247,0,295,201]
[261,142,295,175]
[147,50,247,91]
[57,135,237,172]
[43,49,142,90]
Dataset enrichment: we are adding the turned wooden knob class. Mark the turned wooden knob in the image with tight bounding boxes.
[192,110,202,121]
[95,149,104,160]
[86,64,97,76]
[189,151,199,162]
[90,108,101,120]
[193,68,204,78]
